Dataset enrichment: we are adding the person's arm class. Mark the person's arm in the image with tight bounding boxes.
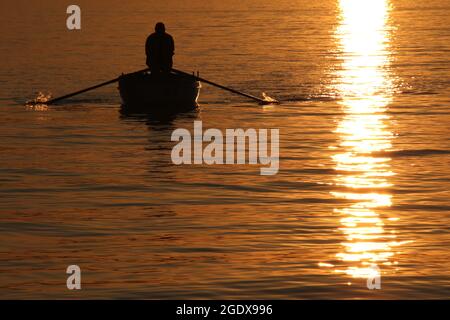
[145,36,151,57]
[170,36,175,56]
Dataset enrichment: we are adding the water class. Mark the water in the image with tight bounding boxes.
[0,0,449,299]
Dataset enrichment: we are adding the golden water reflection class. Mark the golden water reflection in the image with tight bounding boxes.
[323,0,409,281]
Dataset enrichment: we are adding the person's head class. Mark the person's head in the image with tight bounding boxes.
[155,22,165,34]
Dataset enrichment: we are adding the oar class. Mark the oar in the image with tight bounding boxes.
[172,68,278,105]
[44,68,149,105]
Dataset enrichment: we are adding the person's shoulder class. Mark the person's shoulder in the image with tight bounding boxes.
[146,33,158,44]
[165,33,174,40]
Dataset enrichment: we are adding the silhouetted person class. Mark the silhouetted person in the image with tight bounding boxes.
[146,22,174,74]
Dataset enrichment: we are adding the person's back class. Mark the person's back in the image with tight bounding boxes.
[145,22,174,74]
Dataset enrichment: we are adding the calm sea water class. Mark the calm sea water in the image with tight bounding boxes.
[0,0,449,299]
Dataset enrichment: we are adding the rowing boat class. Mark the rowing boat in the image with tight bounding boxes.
[118,71,201,114]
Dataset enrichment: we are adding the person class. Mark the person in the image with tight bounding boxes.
[145,22,175,74]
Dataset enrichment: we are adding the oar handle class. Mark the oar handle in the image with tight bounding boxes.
[172,68,269,104]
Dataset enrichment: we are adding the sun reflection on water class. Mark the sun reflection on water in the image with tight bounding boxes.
[321,0,409,281]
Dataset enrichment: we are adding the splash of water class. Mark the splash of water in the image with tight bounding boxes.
[25,92,52,110]
[261,92,278,103]
[26,92,52,105]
